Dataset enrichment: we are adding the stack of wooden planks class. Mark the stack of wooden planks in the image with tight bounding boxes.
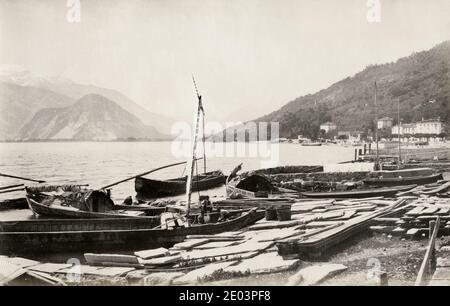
[371,196,450,238]
[275,198,407,259]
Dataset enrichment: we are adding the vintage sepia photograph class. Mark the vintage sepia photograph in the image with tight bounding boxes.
[1,0,450,290]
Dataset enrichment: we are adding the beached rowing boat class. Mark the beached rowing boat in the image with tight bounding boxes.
[25,185,147,219]
[301,184,417,199]
[301,142,322,146]
[135,170,226,199]
[363,173,443,187]
[225,164,278,199]
[0,197,28,211]
[363,168,443,187]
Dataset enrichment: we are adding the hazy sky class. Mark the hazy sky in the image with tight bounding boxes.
[1,0,450,123]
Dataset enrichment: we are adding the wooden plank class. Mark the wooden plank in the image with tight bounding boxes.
[194,241,240,249]
[141,254,182,266]
[405,228,422,238]
[248,220,302,231]
[278,199,407,258]
[406,206,425,216]
[224,252,300,274]
[421,181,450,195]
[134,248,169,259]
[181,240,274,261]
[436,208,450,215]
[185,235,244,241]
[331,210,357,220]
[245,228,304,242]
[84,267,135,277]
[306,221,344,228]
[27,263,72,274]
[171,239,210,250]
[421,207,440,215]
[0,256,40,268]
[0,260,27,285]
[58,265,103,275]
[373,218,401,224]
[286,263,347,286]
[84,253,140,265]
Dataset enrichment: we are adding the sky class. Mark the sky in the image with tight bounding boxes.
[1,0,450,123]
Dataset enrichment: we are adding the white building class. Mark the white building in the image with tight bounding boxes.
[320,122,337,133]
[415,119,443,135]
[338,131,362,142]
[391,119,444,136]
[377,117,393,129]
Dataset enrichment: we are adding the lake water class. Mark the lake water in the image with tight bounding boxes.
[0,141,360,220]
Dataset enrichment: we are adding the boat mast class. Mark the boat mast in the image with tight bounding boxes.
[374,81,380,170]
[192,76,207,174]
[397,98,402,167]
[186,76,204,220]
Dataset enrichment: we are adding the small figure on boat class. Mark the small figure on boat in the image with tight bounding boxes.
[198,195,213,224]
[200,195,213,214]
[123,195,133,205]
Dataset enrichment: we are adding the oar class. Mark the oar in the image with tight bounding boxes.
[0,173,46,183]
[0,187,25,194]
[0,184,24,191]
[99,158,203,190]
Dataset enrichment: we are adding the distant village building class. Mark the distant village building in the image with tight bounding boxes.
[320,122,337,133]
[377,117,393,129]
[297,135,310,142]
[415,119,444,135]
[337,131,362,142]
[391,119,444,136]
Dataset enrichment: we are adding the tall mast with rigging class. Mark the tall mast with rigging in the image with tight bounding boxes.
[185,76,205,220]
[192,76,207,174]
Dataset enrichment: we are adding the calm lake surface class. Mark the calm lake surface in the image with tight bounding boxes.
[0,141,359,221]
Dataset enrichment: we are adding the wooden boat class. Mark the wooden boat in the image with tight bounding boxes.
[135,170,226,198]
[25,185,147,219]
[0,197,28,211]
[363,168,443,187]
[301,184,417,199]
[225,164,278,199]
[226,175,277,198]
[0,208,264,254]
[301,142,322,146]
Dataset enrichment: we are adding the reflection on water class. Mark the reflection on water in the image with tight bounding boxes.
[0,141,356,221]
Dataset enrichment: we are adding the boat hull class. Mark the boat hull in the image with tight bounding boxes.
[301,184,417,199]
[135,170,226,198]
[0,197,28,211]
[363,173,443,187]
[0,209,264,254]
[26,196,145,219]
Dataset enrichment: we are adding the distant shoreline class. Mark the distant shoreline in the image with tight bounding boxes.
[0,139,174,143]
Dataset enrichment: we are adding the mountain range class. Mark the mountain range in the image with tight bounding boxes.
[17,94,165,141]
[219,40,450,140]
[0,65,174,141]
